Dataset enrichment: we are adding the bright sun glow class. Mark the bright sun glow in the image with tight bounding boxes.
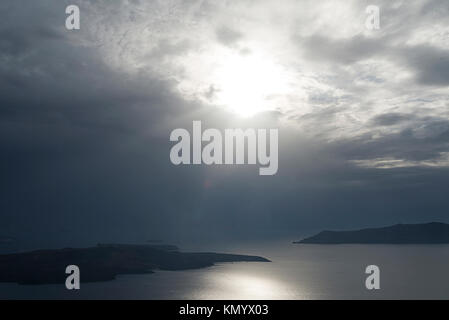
[177,49,293,118]
[212,53,291,117]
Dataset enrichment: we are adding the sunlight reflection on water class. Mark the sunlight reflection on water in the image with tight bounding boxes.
[1,242,449,299]
[186,265,303,300]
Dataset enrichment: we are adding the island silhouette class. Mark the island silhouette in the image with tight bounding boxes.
[0,243,269,285]
[294,222,449,244]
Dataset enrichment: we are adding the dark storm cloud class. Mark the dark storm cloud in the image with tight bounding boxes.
[298,35,386,65]
[0,2,190,139]
[289,1,449,174]
[1,0,449,250]
[370,113,415,126]
[0,0,210,247]
[296,34,449,86]
[215,26,243,47]
[332,118,449,162]
[400,45,449,86]
[147,38,192,61]
[0,26,63,56]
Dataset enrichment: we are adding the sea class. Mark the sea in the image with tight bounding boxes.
[0,241,448,299]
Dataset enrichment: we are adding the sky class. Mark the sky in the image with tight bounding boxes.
[1,0,449,249]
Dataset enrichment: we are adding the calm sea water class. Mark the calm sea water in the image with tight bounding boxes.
[1,241,448,299]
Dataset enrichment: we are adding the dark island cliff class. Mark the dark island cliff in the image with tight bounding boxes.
[0,244,270,285]
[294,222,449,244]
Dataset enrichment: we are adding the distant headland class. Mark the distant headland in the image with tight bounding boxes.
[294,222,449,244]
[0,243,270,285]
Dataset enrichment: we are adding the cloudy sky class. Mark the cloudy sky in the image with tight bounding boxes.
[1,0,449,248]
